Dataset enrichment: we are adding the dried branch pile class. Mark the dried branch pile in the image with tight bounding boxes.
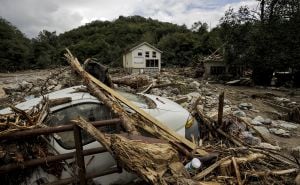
[194,106,299,184]
[0,97,49,136]
[0,98,64,184]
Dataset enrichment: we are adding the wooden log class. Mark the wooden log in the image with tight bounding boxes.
[49,97,72,107]
[244,168,298,177]
[112,75,150,89]
[231,157,242,185]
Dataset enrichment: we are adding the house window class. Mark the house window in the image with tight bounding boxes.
[137,49,142,56]
[154,59,158,67]
[152,51,156,58]
[146,59,159,67]
[145,51,149,58]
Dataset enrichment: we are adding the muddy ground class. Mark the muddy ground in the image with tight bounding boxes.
[0,68,299,150]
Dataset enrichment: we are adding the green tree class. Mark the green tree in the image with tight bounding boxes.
[0,18,31,71]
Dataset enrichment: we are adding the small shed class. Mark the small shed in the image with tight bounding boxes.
[123,42,162,74]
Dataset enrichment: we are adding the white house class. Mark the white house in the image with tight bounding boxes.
[123,42,162,74]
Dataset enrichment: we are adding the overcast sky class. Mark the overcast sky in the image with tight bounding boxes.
[0,0,259,38]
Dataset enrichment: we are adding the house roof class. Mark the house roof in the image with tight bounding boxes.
[126,42,162,54]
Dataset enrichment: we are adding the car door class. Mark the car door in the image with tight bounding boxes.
[45,102,119,179]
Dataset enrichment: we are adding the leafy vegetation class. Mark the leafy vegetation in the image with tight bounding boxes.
[220,0,300,86]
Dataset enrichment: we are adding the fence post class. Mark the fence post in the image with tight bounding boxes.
[218,92,225,126]
[73,125,87,185]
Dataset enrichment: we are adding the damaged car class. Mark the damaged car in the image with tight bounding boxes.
[0,85,200,185]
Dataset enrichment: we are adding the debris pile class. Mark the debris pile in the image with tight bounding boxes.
[0,98,63,184]
[0,51,299,184]
[64,51,299,184]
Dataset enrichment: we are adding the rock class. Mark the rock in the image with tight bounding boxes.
[170,88,180,95]
[251,120,263,125]
[263,118,272,125]
[253,126,271,138]
[187,92,201,99]
[292,146,300,152]
[48,79,58,85]
[190,81,200,88]
[239,131,261,145]
[3,85,19,94]
[239,103,253,110]
[19,80,33,90]
[54,84,63,91]
[259,142,281,150]
[47,85,56,91]
[269,128,290,137]
[276,120,298,130]
[275,97,290,102]
[253,116,265,123]
[233,110,246,117]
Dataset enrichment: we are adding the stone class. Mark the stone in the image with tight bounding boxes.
[263,118,272,125]
[239,131,261,145]
[54,84,63,91]
[48,79,58,85]
[253,116,265,123]
[259,142,281,150]
[292,146,300,152]
[253,126,271,138]
[276,120,298,130]
[274,97,290,102]
[170,88,180,95]
[239,102,253,110]
[233,110,246,117]
[269,128,290,137]
[251,120,263,125]
[187,92,201,99]
[18,80,33,90]
[190,81,200,88]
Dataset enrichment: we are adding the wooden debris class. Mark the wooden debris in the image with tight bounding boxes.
[193,156,231,180]
[112,74,150,89]
[49,97,72,107]
[232,157,242,185]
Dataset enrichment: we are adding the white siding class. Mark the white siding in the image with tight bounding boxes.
[123,43,161,73]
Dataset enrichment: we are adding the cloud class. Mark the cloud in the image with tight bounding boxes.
[0,0,259,38]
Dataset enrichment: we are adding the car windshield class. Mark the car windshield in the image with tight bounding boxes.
[45,103,117,149]
[118,91,156,109]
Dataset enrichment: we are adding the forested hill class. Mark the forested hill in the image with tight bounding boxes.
[59,16,220,67]
[0,15,220,72]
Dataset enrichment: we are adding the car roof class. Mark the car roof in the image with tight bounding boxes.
[0,86,97,114]
[0,85,187,115]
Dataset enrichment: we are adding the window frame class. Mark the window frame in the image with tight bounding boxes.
[152,51,156,58]
[145,51,149,58]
